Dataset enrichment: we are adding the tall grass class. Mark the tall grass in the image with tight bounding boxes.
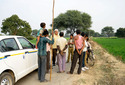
[92,37,125,63]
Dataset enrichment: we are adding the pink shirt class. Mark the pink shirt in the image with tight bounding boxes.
[75,35,83,49]
[46,37,50,51]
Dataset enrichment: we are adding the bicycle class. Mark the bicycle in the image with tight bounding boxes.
[86,48,95,66]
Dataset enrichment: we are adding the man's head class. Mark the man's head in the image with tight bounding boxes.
[76,30,81,35]
[59,32,64,37]
[86,37,89,41]
[70,34,73,39]
[40,22,46,28]
[81,32,85,37]
[43,29,48,37]
[54,29,58,35]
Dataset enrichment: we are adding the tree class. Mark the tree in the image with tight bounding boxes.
[101,26,114,37]
[115,28,125,37]
[94,32,101,37]
[32,29,38,37]
[81,28,96,37]
[89,29,95,37]
[1,14,32,38]
[48,29,52,34]
[52,10,92,34]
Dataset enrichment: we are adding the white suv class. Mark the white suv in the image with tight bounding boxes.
[0,36,38,85]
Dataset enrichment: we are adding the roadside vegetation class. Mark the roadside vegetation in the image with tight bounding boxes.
[92,37,125,63]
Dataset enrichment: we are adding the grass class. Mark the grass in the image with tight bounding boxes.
[29,37,70,45]
[92,37,125,63]
[29,38,36,45]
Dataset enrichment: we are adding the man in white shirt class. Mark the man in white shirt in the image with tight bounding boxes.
[56,32,68,73]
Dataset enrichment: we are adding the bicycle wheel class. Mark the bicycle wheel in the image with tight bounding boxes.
[87,51,95,66]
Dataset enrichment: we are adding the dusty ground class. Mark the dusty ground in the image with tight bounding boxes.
[15,41,125,85]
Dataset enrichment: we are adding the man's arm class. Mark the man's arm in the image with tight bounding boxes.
[46,38,54,44]
[79,37,85,55]
[62,45,68,51]
[74,36,80,54]
[57,45,61,53]
[68,40,70,45]
[46,32,54,44]
[36,36,40,49]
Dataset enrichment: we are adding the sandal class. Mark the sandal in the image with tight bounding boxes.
[67,71,72,74]
[62,71,65,73]
[57,71,63,73]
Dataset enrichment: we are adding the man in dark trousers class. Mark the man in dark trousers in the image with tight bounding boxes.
[67,30,85,74]
[37,30,54,82]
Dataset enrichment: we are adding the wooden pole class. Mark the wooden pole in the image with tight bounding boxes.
[50,0,55,81]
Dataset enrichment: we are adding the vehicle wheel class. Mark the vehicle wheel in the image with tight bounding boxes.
[0,72,14,85]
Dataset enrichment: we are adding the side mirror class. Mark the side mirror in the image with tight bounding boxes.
[32,44,35,49]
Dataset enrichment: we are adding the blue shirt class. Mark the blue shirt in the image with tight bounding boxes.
[37,28,43,36]
[38,37,54,56]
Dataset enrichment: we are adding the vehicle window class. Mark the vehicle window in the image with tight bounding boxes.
[3,38,19,51]
[0,41,8,52]
[18,37,32,49]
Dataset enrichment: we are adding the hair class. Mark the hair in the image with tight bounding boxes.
[81,32,85,37]
[43,29,48,36]
[70,34,73,36]
[86,38,89,41]
[59,32,64,37]
[85,34,88,37]
[54,29,58,32]
[40,22,46,28]
[76,30,81,34]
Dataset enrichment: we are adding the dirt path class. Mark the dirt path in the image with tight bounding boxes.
[15,41,125,85]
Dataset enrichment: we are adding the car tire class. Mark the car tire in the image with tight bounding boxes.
[0,72,14,85]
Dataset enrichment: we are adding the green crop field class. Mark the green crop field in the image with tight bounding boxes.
[92,37,125,63]
[29,37,70,45]
[29,38,36,45]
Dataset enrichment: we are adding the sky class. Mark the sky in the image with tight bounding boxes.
[0,0,125,33]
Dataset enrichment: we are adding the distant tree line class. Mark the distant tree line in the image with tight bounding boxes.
[85,26,125,38]
[95,26,125,38]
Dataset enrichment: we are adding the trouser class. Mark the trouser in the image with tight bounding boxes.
[52,49,57,65]
[70,49,83,74]
[57,53,66,72]
[38,55,46,82]
[67,47,74,62]
[46,51,50,72]
[85,52,88,66]
[82,52,87,67]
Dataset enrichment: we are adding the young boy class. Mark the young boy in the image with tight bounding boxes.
[37,30,54,82]
[67,34,74,63]
[81,33,89,71]
[36,22,46,49]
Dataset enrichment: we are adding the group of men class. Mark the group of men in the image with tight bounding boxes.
[36,22,91,82]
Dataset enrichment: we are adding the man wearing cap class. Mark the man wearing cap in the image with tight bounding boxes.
[51,29,60,66]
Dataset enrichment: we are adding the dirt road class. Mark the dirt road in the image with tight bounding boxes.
[15,41,125,85]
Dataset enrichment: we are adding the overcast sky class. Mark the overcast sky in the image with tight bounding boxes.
[0,0,125,33]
